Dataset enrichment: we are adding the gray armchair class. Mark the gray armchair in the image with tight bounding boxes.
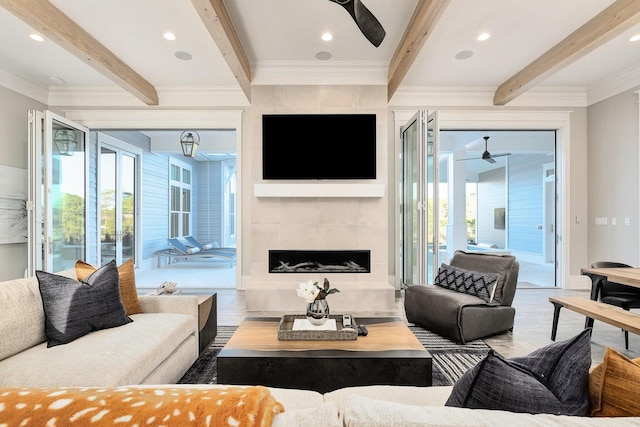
[404,250,519,343]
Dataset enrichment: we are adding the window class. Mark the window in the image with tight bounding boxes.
[169,160,192,238]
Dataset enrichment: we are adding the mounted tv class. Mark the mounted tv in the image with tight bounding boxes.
[262,114,376,180]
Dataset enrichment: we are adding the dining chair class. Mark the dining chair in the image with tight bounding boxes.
[590,261,640,349]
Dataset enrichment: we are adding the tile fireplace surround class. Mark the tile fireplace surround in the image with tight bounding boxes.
[244,279,395,314]
[246,249,394,314]
[245,84,392,314]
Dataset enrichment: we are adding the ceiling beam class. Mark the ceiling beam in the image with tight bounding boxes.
[494,0,640,106]
[191,0,252,102]
[387,0,451,101]
[0,0,159,106]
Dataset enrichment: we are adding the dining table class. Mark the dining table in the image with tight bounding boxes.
[580,267,640,300]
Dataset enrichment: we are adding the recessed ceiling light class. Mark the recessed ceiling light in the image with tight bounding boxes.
[315,51,332,60]
[477,33,490,41]
[455,50,474,60]
[48,76,65,85]
[175,51,193,60]
[321,32,333,42]
[29,34,44,42]
[630,34,640,42]
[163,32,176,41]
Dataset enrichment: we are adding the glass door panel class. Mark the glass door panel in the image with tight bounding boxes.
[426,111,439,284]
[27,110,44,275]
[48,114,89,272]
[401,110,440,286]
[100,147,117,264]
[401,113,422,286]
[121,153,135,263]
[99,143,138,265]
[28,111,89,274]
[223,160,237,247]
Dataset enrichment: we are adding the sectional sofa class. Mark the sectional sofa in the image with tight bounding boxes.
[0,265,637,425]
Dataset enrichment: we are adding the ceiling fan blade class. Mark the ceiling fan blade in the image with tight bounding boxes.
[484,157,497,164]
[457,157,481,161]
[329,0,386,47]
[489,153,512,158]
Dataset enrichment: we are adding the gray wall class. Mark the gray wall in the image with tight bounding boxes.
[587,88,640,266]
[0,87,46,280]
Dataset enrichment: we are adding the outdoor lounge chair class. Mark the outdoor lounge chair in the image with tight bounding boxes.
[155,238,236,268]
[183,236,236,256]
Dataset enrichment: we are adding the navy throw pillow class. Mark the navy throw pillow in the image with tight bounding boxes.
[445,328,592,415]
[37,260,132,347]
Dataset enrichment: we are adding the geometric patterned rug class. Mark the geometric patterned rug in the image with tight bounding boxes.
[178,325,492,387]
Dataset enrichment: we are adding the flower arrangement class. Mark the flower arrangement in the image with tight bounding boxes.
[296,278,340,303]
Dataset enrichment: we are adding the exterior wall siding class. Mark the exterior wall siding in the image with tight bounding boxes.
[141,152,171,262]
[508,154,548,254]
[194,161,223,246]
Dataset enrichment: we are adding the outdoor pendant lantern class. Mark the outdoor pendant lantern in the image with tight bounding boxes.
[54,129,78,156]
[180,131,200,157]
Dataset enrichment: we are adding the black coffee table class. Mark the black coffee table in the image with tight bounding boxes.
[217,317,432,393]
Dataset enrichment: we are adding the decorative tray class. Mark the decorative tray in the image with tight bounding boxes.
[277,314,357,341]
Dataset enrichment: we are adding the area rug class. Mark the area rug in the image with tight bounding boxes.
[178,325,492,387]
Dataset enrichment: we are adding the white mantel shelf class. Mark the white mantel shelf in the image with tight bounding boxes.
[254,183,385,198]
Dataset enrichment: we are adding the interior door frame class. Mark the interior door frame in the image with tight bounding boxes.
[62,109,244,289]
[393,109,572,290]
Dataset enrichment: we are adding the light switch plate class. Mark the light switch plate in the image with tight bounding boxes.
[595,217,607,225]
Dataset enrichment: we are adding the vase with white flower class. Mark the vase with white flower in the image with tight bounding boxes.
[296,278,340,326]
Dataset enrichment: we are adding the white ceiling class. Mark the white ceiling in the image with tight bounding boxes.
[0,0,638,161]
[0,0,638,96]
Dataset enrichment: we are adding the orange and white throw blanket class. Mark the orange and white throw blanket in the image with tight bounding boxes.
[0,385,284,426]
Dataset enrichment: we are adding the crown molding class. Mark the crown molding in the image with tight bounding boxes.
[48,85,249,107]
[588,62,640,106]
[61,109,243,129]
[389,86,588,107]
[251,60,388,85]
[0,66,48,104]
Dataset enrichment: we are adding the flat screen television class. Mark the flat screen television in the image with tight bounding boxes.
[262,114,376,180]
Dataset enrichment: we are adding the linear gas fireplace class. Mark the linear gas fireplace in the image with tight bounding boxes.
[269,250,371,273]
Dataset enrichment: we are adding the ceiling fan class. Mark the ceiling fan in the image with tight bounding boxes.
[328,0,386,47]
[458,136,511,164]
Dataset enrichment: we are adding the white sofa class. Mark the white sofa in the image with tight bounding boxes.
[269,384,638,426]
[0,270,199,387]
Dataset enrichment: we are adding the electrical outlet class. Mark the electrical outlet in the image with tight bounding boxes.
[576,215,581,224]
[611,218,617,226]
[626,218,631,226]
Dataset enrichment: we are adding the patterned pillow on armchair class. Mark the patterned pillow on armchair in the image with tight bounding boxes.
[434,263,500,303]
